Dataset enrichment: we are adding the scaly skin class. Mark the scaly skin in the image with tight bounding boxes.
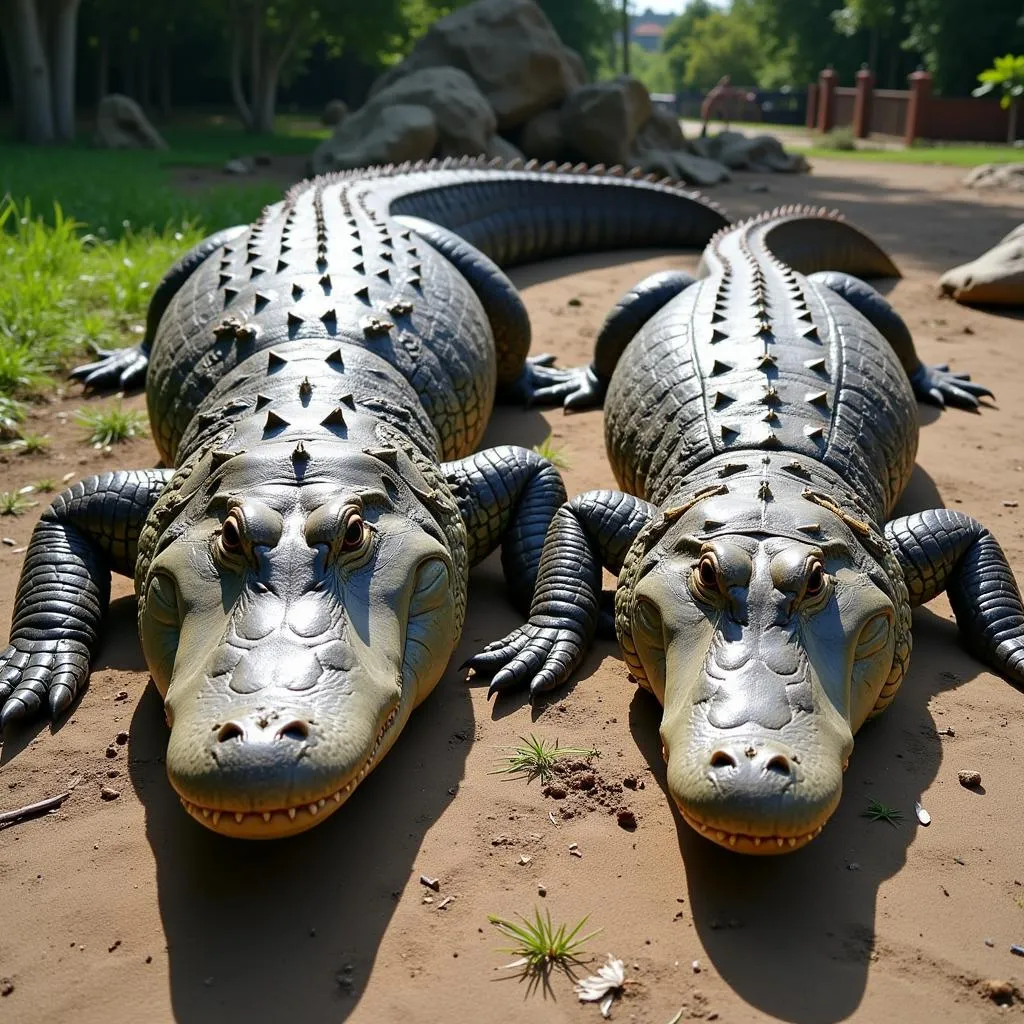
[0,158,729,839]
[471,206,1024,855]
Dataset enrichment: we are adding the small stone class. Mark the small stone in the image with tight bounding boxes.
[115,731,129,745]
[0,978,12,996]
[105,746,117,758]
[985,938,995,947]
[980,979,1016,1005]
[617,808,638,830]
[569,848,583,858]
[114,691,129,701]
[692,960,701,973]
[958,769,982,788]
[537,883,546,897]
[419,874,440,891]
[542,784,567,799]
[108,940,121,953]
[623,775,639,790]
[518,854,532,866]
[1,538,14,546]
[567,297,582,307]
[100,786,120,801]
[107,770,119,779]
[145,956,152,964]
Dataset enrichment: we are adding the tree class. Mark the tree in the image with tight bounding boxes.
[533,0,618,76]
[1,0,82,143]
[972,54,1024,143]
[660,0,713,89]
[830,0,895,74]
[677,7,762,90]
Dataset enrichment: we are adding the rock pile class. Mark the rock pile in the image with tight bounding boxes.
[962,163,1024,191]
[94,94,167,150]
[311,0,807,185]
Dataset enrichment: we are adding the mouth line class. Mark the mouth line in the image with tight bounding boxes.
[177,704,400,830]
[678,806,826,851]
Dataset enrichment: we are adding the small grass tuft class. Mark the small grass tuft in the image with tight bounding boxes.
[3,431,51,456]
[32,478,58,493]
[0,490,38,515]
[489,907,600,977]
[862,798,903,827]
[75,404,147,447]
[532,435,568,468]
[0,397,26,440]
[815,126,856,151]
[491,734,598,785]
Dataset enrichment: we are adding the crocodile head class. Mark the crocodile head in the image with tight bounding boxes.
[620,479,905,854]
[138,441,463,839]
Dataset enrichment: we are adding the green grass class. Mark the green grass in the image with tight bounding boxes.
[491,735,598,785]
[862,798,904,827]
[532,435,569,469]
[75,403,147,447]
[805,143,1024,166]
[0,491,38,515]
[2,431,51,456]
[489,907,599,977]
[32,478,58,493]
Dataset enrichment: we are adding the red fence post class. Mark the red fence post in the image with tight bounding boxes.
[806,82,818,130]
[817,67,838,133]
[905,67,932,146]
[853,64,874,138]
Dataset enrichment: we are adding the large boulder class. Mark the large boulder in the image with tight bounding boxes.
[562,46,588,88]
[311,104,437,174]
[368,66,495,156]
[370,0,579,130]
[561,76,653,166]
[633,104,685,154]
[939,225,1024,305]
[94,94,167,150]
[519,108,567,161]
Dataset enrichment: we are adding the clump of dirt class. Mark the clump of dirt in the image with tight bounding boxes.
[979,978,1018,1006]
[540,758,639,828]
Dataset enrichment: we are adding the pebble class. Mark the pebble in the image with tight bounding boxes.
[518,854,531,866]
[100,787,120,801]
[617,809,638,830]
[1,538,14,546]
[537,883,546,897]
[114,691,129,701]
[1,978,13,996]
[419,874,440,892]
[115,731,129,745]
[980,979,1016,1005]
[1003,500,1019,508]
[108,940,121,953]
[985,938,995,947]
[567,297,582,307]
[105,746,117,758]
[958,769,982,788]
[1011,944,1024,957]
[692,960,701,973]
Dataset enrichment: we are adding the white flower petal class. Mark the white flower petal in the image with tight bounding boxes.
[574,955,626,1011]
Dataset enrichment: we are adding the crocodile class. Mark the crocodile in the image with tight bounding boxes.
[469,206,1024,854]
[0,158,729,839]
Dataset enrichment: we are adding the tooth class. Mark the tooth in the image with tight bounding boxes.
[754,838,762,847]
[263,812,272,823]
[333,791,342,803]
[212,811,221,825]
[699,824,708,832]
[202,808,211,819]
[288,808,297,820]
[715,831,726,842]
[235,812,244,824]
[728,835,736,846]
[318,798,326,809]
[788,837,797,847]
[776,837,784,847]
[309,803,319,815]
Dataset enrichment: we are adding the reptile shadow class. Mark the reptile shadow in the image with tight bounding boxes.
[130,632,476,1024]
[629,604,983,1024]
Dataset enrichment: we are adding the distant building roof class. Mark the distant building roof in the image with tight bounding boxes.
[633,21,665,37]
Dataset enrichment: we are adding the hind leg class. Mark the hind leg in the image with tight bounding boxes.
[808,270,993,410]
[70,225,247,393]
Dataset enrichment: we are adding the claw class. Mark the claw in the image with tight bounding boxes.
[48,682,74,718]
[0,695,30,732]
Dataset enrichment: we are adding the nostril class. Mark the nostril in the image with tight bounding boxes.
[216,722,245,743]
[710,750,737,769]
[765,754,792,776]
[276,720,310,742]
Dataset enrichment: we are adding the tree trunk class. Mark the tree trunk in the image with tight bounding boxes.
[229,30,254,130]
[1,14,27,138]
[49,0,79,142]
[620,0,629,76]
[252,64,279,134]
[9,0,55,143]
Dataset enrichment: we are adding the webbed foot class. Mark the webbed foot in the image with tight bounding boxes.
[70,343,148,393]
[464,620,586,700]
[498,355,606,410]
[0,638,90,730]
[910,363,994,409]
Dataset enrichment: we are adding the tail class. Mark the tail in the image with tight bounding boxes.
[302,156,731,269]
[705,204,901,279]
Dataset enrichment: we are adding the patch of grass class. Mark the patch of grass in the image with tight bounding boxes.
[0,490,37,515]
[491,735,598,785]
[862,798,903,827]
[804,142,1024,166]
[532,435,569,469]
[32,478,58,493]
[489,907,599,978]
[815,126,856,151]
[1,431,50,456]
[0,396,25,440]
[75,404,147,447]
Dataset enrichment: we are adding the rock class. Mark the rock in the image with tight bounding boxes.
[616,808,638,830]
[963,163,1024,190]
[542,783,567,799]
[519,108,566,161]
[561,77,653,166]
[367,66,495,157]
[980,979,1017,1005]
[483,134,525,163]
[636,148,731,187]
[115,731,129,745]
[94,94,167,151]
[372,0,579,130]
[311,104,437,174]
[940,224,1024,306]
[223,158,252,176]
[633,104,685,154]
[321,99,349,127]
[958,769,983,788]
[562,46,588,87]
[100,786,120,801]
[0,978,13,997]
[253,152,272,167]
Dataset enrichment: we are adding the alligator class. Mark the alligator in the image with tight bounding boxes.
[0,158,730,839]
[468,206,1024,854]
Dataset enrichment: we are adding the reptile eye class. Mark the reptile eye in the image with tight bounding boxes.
[340,515,366,552]
[221,515,243,553]
[806,561,825,596]
[697,555,718,590]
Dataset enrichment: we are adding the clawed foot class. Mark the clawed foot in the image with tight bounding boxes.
[0,639,89,732]
[499,355,607,410]
[463,621,584,701]
[911,363,994,410]
[69,344,148,393]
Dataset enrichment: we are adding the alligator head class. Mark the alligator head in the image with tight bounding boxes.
[138,440,464,839]
[619,472,907,854]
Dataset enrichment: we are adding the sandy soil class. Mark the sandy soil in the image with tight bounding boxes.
[2,158,1024,1024]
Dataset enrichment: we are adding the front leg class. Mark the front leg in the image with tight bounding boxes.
[885,509,1024,684]
[807,270,993,409]
[0,469,172,729]
[465,490,655,699]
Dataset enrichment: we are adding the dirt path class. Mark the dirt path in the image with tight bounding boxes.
[1,159,1024,1024]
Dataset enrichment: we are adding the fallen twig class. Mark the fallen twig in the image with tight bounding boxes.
[0,791,71,828]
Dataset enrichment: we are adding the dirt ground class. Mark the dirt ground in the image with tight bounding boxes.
[2,158,1024,1024]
